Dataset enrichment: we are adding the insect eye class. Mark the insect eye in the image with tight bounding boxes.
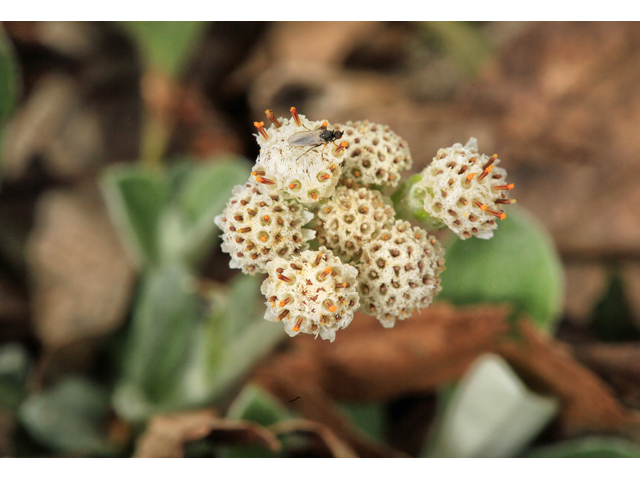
[335,131,343,139]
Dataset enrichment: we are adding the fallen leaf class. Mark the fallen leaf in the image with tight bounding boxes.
[134,409,280,458]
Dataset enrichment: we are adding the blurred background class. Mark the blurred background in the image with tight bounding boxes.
[1,21,640,458]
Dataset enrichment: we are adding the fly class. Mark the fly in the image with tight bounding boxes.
[288,120,345,161]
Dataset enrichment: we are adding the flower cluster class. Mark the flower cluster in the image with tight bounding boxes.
[415,138,515,240]
[215,108,514,341]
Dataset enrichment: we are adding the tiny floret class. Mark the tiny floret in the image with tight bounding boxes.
[214,181,315,274]
[357,220,445,328]
[315,186,396,263]
[335,120,412,188]
[260,247,360,342]
[254,110,347,204]
[416,138,515,240]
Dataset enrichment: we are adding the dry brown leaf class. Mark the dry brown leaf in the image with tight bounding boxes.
[134,409,281,458]
[252,303,640,446]
[26,183,135,349]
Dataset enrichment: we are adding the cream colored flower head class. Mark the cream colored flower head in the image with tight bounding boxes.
[315,186,396,263]
[214,181,315,274]
[416,138,515,240]
[357,220,445,328]
[334,120,412,188]
[252,108,348,204]
[260,247,360,342]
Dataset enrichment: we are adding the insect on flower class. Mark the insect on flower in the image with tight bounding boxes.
[288,120,347,161]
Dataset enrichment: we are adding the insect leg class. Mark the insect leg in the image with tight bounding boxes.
[294,145,320,162]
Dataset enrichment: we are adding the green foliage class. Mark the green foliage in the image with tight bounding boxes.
[591,272,640,342]
[338,402,385,443]
[0,28,19,126]
[0,343,29,411]
[19,377,112,456]
[120,22,207,79]
[116,263,199,408]
[227,384,291,427]
[438,206,565,332]
[390,174,440,225]
[526,436,640,458]
[421,22,492,77]
[103,167,169,267]
[102,159,251,269]
[0,27,20,180]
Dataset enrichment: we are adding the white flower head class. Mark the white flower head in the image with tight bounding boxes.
[315,186,396,263]
[334,120,412,188]
[260,247,360,342]
[357,220,445,328]
[416,138,515,240]
[252,108,348,204]
[214,181,315,274]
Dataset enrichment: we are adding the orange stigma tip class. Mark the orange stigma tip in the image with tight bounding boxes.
[328,305,337,313]
[487,209,507,220]
[260,235,267,242]
[290,107,301,126]
[311,192,318,200]
[256,175,275,185]
[292,325,300,332]
[334,141,348,154]
[493,184,515,191]
[265,109,281,128]
[474,201,487,211]
[263,215,270,221]
[478,165,494,181]
[289,183,296,189]
[251,170,264,177]
[465,172,477,185]
[254,121,269,140]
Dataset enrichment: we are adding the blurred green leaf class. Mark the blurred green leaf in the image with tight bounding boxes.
[0,343,29,411]
[591,273,640,342]
[227,384,291,427]
[526,436,640,458]
[0,27,20,181]
[120,22,207,78]
[338,402,385,443]
[102,166,168,267]
[113,263,198,419]
[427,354,559,458]
[0,27,19,125]
[19,377,112,455]
[178,278,284,408]
[438,206,564,332]
[173,158,251,266]
[421,22,492,77]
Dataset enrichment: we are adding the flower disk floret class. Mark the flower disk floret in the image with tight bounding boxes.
[357,220,445,328]
[253,109,347,204]
[334,120,412,188]
[416,137,516,240]
[315,186,396,263]
[260,247,360,342]
[214,181,315,275]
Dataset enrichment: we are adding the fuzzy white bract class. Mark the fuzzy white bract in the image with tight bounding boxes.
[260,247,360,342]
[416,138,515,240]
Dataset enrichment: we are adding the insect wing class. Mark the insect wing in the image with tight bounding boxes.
[288,129,323,147]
